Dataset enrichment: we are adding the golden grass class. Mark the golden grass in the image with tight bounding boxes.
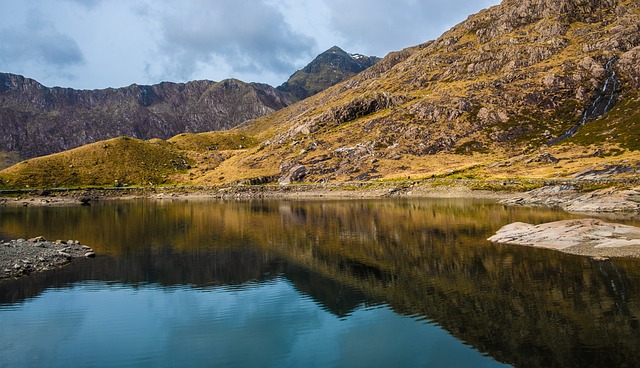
[0,137,191,188]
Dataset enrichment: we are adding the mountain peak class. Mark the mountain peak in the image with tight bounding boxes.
[278,46,380,101]
[326,45,347,53]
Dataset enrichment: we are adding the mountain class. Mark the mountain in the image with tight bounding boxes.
[2,0,640,189]
[0,47,378,169]
[278,46,380,102]
[0,75,289,163]
[205,0,640,184]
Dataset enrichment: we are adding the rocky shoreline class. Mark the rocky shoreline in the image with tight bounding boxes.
[501,185,640,213]
[1,237,96,280]
[0,181,515,207]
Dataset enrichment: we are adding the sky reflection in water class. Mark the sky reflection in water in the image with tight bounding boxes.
[0,279,506,368]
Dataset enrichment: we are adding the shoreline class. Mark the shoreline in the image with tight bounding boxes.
[0,181,518,207]
[3,180,640,262]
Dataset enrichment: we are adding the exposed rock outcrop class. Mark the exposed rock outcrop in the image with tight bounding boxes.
[278,165,308,185]
[503,185,640,213]
[488,218,640,258]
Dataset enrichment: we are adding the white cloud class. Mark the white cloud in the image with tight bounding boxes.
[147,0,316,84]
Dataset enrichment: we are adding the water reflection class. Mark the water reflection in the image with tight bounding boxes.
[0,279,507,368]
[1,198,640,367]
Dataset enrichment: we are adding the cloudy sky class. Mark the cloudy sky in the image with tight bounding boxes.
[0,0,499,90]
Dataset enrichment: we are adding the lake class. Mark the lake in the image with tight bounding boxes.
[1,198,640,367]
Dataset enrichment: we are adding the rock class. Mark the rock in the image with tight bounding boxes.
[279,165,308,185]
[84,252,96,258]
[489,219,640,256]
[564,187,640,213]
[524,152,559,164]
[503,186,640,213]
[28,236,46,242]
[57,251,72,259]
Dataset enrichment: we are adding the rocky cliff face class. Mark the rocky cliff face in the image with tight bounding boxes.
[0,74,290,161]
[278,46,380,102]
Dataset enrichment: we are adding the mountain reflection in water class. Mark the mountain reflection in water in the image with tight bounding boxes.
[1,198,640,367]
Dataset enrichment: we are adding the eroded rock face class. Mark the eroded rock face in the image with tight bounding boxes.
[0,74,292,160]
[488,219,640,257]
[618,46,640,88]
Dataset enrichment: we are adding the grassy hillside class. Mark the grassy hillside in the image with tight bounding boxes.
[0,137,191,189]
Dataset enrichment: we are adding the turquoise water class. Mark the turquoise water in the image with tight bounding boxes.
[0,279,504,368]
[1,198,640,367]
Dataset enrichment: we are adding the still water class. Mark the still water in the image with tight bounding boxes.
[1,198,639,367]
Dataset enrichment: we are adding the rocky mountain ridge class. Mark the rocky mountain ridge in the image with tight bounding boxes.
[0,74,288,161]
[0,46,379,166]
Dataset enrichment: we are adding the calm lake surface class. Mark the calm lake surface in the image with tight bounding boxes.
[1,198,640,368]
